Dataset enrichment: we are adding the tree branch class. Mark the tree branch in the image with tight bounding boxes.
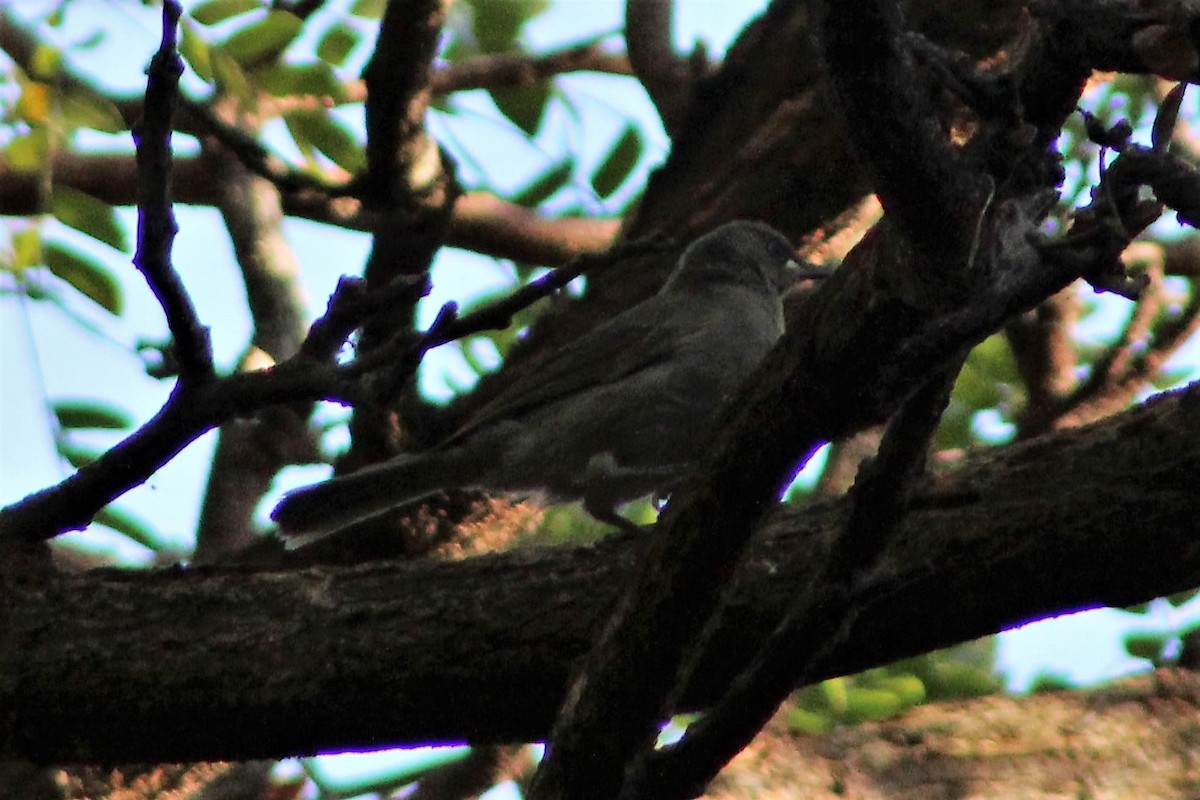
[132,1,214,385]
[1038,0,1200,81]
[823,0,988,269]
[530,14,1200,791]
[431,42,632,94]
[624,0,694,133]
[193,139,313,563]
[628,363,961,799]
[529,1,994,793]
[360,0,447,207]
[0,242,656,543]
[0,154,619,267]
[4,382,1200,763]
[1007,289,1081,437]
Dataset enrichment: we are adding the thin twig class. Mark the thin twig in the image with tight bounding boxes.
[341,234,673,408]
[132,0,213,384]
[0,357,343,542]
[0,234,666,543]
[1007,289,1081,437]
[432,42,632,95]
[185,98,352,196]
[1054,285,1200,429]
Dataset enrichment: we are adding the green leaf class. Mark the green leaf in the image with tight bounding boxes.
[191,0,261,26]
[440,29,479,65]
[923,660,1001,700]
[5,128,51,171]
[469,0,550,53]
[15,80,52,124]
[54,399,133,430]
[60,87,125,134]
[29,42,62,79]
[533,504,615,545]
[50,186,127,251]
[458,337,498,378]
[955,336,1014,409]
[442,370,474,398]
[860,674,926,706]
[1028,672,1074,693]
[491,84,550,136]
[43,241,124,314]
[283,114,319,165]
[317,24,358,67]
[842,687,907,724]
[468,0,553,134]
[350,0,386,18]
[73,29,107,51]
[811,677,849,714]
[511,159,572,207]
[211,49,254,107]
[282,110,364,173]
[180,20,215,83]
[1149,365,1193,391]
[261,61,346,101]
[592,126,642,199]
[222,10,303,65]
[94,506,167,552]
[785,707,833,736]
[1166,589,1200,607]
[933,398,974,451]
[11,227,42,271]
[1124,630,1167,661]
[58,440,105,469]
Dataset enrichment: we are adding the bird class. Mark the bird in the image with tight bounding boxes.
[272,220,811,540]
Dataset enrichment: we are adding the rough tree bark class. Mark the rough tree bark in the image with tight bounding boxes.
[3,383,1200,763]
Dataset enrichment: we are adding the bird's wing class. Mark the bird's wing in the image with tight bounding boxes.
[449,294,694,441]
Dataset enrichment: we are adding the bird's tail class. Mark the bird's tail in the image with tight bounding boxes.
[271,452,447,540]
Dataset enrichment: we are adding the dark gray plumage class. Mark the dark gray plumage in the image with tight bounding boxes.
[272,220,800,539]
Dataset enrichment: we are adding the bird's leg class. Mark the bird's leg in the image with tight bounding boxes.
[583,500,647,536]
[582,452,683,534]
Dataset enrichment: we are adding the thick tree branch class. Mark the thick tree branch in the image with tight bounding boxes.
[624,0,694,132]
[0,155,618,266]
[448,192,620,264]
[193,140,313,563]
[408,745,536,800]
[1039,0,1200,82]
[629,364,961,799]
[3,383,1200,763]
[360,0,447,207]
[347,0,459,471]
[823,0,988,269]
[1008,289,1082,437]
